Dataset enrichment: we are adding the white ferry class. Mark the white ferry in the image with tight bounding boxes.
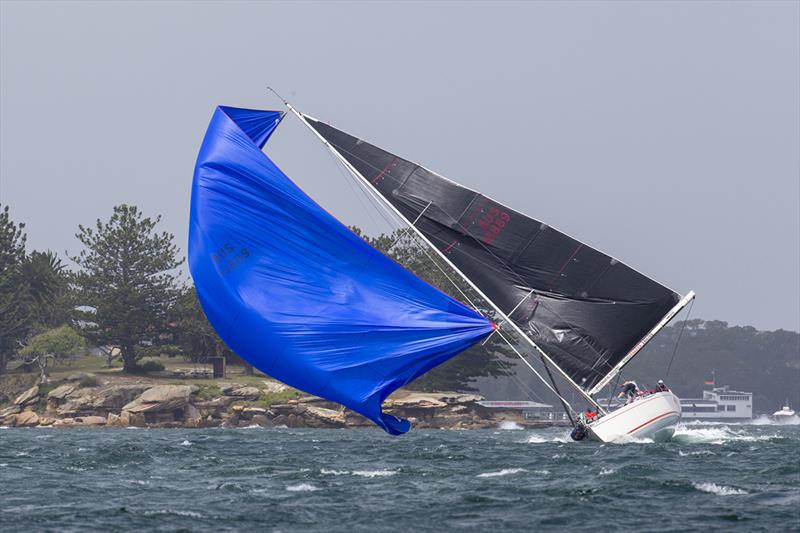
[680,381,753,421]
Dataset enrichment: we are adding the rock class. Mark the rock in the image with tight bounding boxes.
[0,405,21,417]
[14,385,39,406]
[75,416,106,426]
[262,380,289,394]
[128,412,146,427]
[195,397,232,417]
[91,384,151,410]
[251,414,270,427]
[184,404,202,428]
[47,384,76,402]
[118,411,131,426]
[38,416,56,426]
[57,389,96,416]
[224,386,260,400]
[107,413,121,426]
[242,407,267,417]
[66,372,97,383]
[304,406,346,426]
[272,414,288,427]
[231,404,245,413]
[122,385,198,415]
[15,410,39,427]
[138,385,198,404]
[53,417,75,427]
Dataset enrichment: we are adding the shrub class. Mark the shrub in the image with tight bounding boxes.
[79,375,99,387]
[137,360,165,373]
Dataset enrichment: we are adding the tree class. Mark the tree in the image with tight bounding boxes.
[20,250,71,328]
[71,204,183,373]
[353,226,514,391]
[0,205,31,374]
[19,325,87,383]
[172,285,230,363]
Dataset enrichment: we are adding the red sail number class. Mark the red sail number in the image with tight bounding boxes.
[478,207,510,244]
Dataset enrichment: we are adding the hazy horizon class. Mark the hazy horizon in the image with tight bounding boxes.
[1,1,798,332]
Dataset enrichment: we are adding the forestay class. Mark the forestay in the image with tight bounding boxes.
[303,116,681,392]
[188,106,493,435]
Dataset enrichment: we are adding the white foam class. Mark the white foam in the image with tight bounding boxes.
[179,440,192,446]
[693,482,747,496]
[526,433,571,444]
[285,483,319,492]
[0,463,8,467]
[751,414,800,426]
[476,468,526,478]
[673,425,779,444]
[145,509,204,518]
[320,468,349,476]
[678,450,716,457]
[598,467,616,476]
[498,421,523,430]
[351,469,397,478]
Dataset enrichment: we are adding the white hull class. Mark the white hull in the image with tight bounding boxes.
[587,391,681,443]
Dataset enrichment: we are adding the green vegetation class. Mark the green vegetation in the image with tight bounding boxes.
[19,325,88,382]
[250,388,301,409]
[625,320,799,413]
[70,204,183,373]
[355,226,515,391]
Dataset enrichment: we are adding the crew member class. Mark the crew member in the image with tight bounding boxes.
[655,379,669,392]
[617,380,639,403]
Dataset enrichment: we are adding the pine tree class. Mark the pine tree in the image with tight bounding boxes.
[71,204,183,372]
[0,205,31,374]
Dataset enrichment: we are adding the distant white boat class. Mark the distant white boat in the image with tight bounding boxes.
[772,404,795,420]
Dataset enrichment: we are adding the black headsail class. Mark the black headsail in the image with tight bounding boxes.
[303,115,682,394]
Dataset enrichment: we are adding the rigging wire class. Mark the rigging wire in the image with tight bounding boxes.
[325,141,620,382]
[666,297,694,377]
[273,94,586,417]
[326,139,579,421]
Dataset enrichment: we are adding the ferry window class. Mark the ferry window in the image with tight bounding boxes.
[727,405,736,411]
[717,405,725,411]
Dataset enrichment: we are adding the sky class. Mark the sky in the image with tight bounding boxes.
[1,1,798,332]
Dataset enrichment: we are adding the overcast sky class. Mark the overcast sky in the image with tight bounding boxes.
[1,1,798,332]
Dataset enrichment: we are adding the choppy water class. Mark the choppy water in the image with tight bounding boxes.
[1,421,798,532]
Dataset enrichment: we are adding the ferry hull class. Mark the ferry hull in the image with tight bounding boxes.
[587,391,681,443]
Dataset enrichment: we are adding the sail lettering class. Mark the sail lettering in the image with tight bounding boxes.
[478,208,510,244]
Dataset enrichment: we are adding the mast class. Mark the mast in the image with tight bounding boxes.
[279,98,603,413]
[588,290,696,396]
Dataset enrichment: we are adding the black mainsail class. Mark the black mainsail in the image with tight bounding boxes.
[302,115,688,396]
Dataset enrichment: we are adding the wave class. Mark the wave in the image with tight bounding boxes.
[678,450,716,457]
[179,440,192,446]
[144,509,204,518]
[476,468,526,478]
[598,467,616,476]
[673,425,779,444]
[319,468,397,478]
[751,414,800,426]
[526,432,570,444]
[497,421,523,430]
[285,483,319,492]
[693,482,747,496]
[352,469,397,478]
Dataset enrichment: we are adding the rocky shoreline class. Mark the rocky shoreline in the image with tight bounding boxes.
[0,373,563,431]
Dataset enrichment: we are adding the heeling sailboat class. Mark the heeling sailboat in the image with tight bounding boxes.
[283,101,695,443]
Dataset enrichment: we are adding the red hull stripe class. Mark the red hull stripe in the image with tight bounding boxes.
[628,411,679,434]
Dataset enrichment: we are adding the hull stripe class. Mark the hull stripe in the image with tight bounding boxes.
[628,410,679,434]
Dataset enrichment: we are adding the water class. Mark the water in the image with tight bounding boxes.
[1,422,798,532]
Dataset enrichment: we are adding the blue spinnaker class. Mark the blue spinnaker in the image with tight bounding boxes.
[189,106,493,434]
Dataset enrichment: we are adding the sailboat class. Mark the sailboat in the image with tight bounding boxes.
[189,96,695,442]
